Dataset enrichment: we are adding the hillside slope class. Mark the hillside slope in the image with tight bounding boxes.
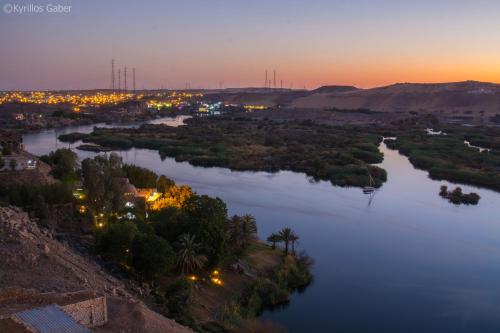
[0,206,192,333]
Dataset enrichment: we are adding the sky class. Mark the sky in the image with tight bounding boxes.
[1,0,500,90]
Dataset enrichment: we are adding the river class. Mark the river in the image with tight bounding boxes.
[23,116,500,333]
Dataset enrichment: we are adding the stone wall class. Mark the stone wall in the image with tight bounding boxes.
[62,297,107,328]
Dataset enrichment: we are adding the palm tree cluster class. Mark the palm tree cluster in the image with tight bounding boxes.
[267,227,300,255]
[227,214,258,254]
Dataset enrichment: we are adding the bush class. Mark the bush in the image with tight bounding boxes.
[274,254,313,290]
[240,278,290,317]
[96,221,139,264]
[164,278,193,321]
[132,234,175,278]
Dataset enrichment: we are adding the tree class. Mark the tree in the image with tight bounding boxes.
[279,228,293,255]
[151,206,186,243]
[227,214,257,253]
[266,233,281,250]
[290,233,299,255]
[43,149,78,182]
[82,153,125,213]
[0,157,4,170]
[157,175,175,194]
[175,233,207,274]
[132,233,175,279]
[97,221,139,264]
[122,164,157,188]
[183,195,228,265]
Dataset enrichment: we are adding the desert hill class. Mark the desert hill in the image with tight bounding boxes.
[289,81,500,114]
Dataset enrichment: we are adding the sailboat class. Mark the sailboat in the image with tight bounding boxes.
[363,170,376,194]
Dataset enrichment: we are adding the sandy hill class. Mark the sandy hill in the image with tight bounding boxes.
[289,81,500,114]
[0,206,192,333]
[205,89,309,107]
[310,85,359,94]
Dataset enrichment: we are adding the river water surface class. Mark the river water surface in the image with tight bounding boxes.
[23,116,500,333]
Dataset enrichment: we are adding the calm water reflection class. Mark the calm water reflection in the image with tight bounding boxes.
[23,117,500,333]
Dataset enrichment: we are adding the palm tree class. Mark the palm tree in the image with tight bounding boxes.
[240,214,257,245]
[279,228,293,255]
[227,214,258,251]
[290,233,299,255]
[266,233,281,250]
[175,233,207,274]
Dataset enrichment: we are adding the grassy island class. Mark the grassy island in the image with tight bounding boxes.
[59,116,387,188]
[385,126,500,192]
[439,185,480,205]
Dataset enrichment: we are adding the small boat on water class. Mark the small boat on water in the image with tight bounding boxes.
[363,170,376,194]
[363,186,375,194]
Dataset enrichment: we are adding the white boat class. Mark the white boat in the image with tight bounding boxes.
[363,186,375,194]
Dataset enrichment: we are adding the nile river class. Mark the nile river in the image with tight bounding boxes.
[23,116,500,333]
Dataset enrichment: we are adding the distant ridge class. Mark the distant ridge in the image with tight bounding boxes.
[288,81,500,113]
[310,85,359,94]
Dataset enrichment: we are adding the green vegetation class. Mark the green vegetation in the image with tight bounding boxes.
[40,148,79,183]
[58,132,89,143]
[385,126,500,191]
[163,278,193,324]
[439,185,480,205]
[81,153,126,214]
[122,164,158,188]
[132,233,176,279]
[0,182,73,215]
[60,116,388,188]
[233,251,313,320]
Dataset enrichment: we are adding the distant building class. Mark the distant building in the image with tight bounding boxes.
[197,102,222,116]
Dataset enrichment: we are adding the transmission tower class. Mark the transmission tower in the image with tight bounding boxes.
[118,69,121,92]
[132,68,136,92]
[111,59,115,91]
[124,67,127,91]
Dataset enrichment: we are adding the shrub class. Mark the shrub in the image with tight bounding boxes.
[164,278,192,321]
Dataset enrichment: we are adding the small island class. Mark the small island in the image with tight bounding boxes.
[76,144,112,152]
[439,185,480,205]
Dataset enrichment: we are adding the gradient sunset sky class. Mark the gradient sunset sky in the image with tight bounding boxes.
[1,0,500,90]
